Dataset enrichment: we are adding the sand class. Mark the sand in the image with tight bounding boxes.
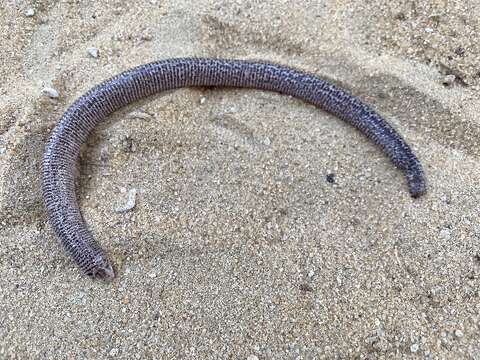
[1,0,479,358]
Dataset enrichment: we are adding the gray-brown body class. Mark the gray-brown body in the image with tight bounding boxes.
[41,58,426,280]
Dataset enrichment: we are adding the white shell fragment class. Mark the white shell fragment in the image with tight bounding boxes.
[42,87,59,98]
[86,47,99,58]
[115,188,137,213]
[127,111,152,120]
[25,8,35,17]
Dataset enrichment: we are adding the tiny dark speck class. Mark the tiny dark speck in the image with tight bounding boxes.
[394,12,406,21]
[300,283,313,292]
[454,47,465,56]
[326,173,336,184]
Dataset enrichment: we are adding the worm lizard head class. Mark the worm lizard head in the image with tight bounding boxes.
[87,255,115,281]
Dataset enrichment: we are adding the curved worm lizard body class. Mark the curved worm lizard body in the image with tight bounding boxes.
[42,58,426,280]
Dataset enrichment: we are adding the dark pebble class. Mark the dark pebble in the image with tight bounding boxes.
[326,173,335,184]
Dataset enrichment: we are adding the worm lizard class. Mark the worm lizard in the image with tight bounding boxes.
[41,58,426,280]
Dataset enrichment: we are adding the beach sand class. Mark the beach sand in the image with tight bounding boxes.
[1,0,479,358]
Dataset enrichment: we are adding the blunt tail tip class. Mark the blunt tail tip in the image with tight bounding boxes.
[407,172,427,199]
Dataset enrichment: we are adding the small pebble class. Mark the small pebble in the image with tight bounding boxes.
[441,74,456,86]
[439,228,451,240]
[263,137,271,146]
[440,195,451,204]
[454,47,465,56]
[308,270,315,278]
[109,348,118,357]
[199,96,207,104]
[141,34,153,41]
[410,343,419,353]
[454,329,463,338]
[115,188,137,213]
[42,87,59,98]
[247,355,259,360]
[394,12,406,21]
[120,136,135,153]
[424,27,434,33]
[326,173,335,184]
[86,47,99,58]
[25,8,35,17]
[366,334,380,345]
[299,283,313,292]
[71,291,87,306]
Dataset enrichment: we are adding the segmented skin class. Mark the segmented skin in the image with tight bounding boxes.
[42,58,426,280]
